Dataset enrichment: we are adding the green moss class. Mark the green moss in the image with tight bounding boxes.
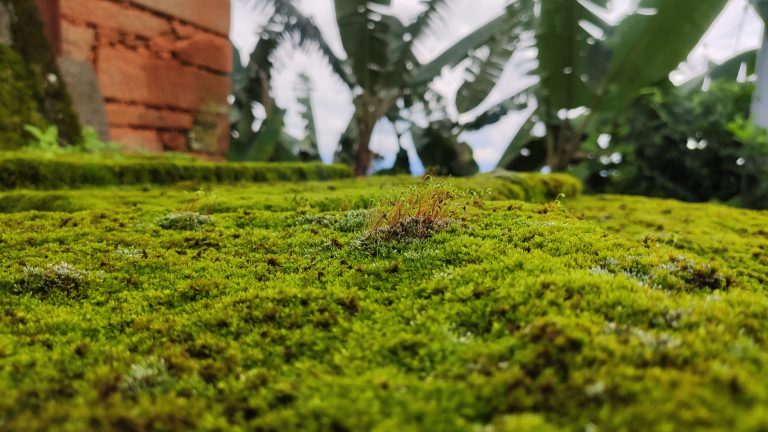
[158,212,213,231]
[1,0,82,144]
[0,44,47,149]
[569,194,768,291]
[4,176,768,430]
[0,153,354,189]
[0,190,80,212]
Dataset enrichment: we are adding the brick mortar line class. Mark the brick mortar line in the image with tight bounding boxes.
[110,125,190,132]
[61,18,230,77]
[60,12,229,44]
[171,54,231,77]
[103,99,205,115]
[102,0,231,39]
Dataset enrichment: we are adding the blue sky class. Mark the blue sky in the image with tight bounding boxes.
[230,0,763,171]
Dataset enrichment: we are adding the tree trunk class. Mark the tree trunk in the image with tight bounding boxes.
[545,122,580,171]
[752,29,768,129]
[353,110,375,176]
[351,94,398,176]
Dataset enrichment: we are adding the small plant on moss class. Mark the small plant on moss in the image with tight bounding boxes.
[24,125,119,155]
[158,212,213,231]
[15,262,89,297]
[120,357,173,399]
[81,127,120,154]
[24,124,61,154]
[539,193,567,214]
[355,179,459,251]
[336,209,372,232]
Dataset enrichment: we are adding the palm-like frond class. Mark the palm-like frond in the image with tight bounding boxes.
[245,0,352,88]
[679,49,758,94]
[459,86,531,131]
[295,73,322,161]
[406,13,513,87]
[751,0,768,21]
[388,0,453,89]
[596,0,729,111]
[335,0,413,91]
[404,0,452,45]
[536,0,611,111]
[454,0,534,113]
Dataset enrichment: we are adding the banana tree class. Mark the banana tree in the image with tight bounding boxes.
[456,0,729,171]
[679,49,758,94]
[243,0,531,175]
[294,73,322,161]
[229,0,350,162]
[751,0,768,128]
[230,50,322,161]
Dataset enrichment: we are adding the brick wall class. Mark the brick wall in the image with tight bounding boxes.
[55,0,232,156]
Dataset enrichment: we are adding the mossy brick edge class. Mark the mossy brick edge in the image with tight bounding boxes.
[0,154,355,189]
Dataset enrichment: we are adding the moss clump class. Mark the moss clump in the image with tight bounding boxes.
[120,357,174,399]
[353,181,464,253]
[13,262,89,297]
[0,0,82,145]
[0,190,79,212]
[355,215,453,254]
[158,212,213,231]
[0,44,47,149]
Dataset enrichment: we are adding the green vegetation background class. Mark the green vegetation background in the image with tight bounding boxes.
[0,0,82,148]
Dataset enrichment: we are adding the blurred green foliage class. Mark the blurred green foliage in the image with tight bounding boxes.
[0,0,82,145]
[0,44,47,150]
[572,82,768,208]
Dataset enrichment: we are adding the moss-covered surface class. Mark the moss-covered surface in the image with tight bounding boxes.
[0,44,47,150]
[569,194,768,293]
[0,0,82,144]
[0,153,355,190]
[0,174,767,430]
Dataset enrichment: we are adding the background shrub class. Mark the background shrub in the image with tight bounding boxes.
[574,82,763,207]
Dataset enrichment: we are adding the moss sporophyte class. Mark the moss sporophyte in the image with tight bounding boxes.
[0,170,764,430]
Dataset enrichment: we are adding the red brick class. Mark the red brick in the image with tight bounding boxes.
[172,21,198,39]
[111,128,163,153]
[97,46,230,111]
[97,27,123,46]
[159,131,188,152]
[213,114,230,155]
[130,0,230,35]
[36,0,61,53]
[105,104,195,129]
[61,0,170,38]
[61,22,94,60]
[148,33,177,56]
[174,32,232,73]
